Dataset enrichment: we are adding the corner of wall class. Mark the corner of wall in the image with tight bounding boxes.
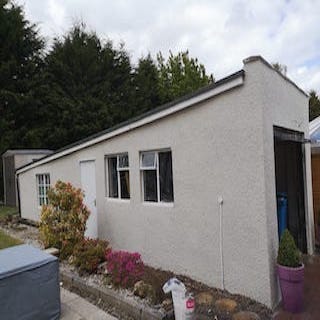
[241,58,278,308]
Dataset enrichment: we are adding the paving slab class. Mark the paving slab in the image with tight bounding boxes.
[60,287,118,320]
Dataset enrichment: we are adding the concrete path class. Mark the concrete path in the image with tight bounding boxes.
[60,287,118,320]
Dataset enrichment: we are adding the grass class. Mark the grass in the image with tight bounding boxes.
[0,205,19,219]
[0,230,22,249]
[0,206,21,249]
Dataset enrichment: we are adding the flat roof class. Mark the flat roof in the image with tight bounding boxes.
[2,149,53,157]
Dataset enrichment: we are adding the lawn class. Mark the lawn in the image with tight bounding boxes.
[0,205,19,219]
[0,230,21,249]
[0,205,22,249]
[0,205,19,218]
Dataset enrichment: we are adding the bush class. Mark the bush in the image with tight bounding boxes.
[106,250,144,288]
[72,238,109,274]
[39,180,90,259]
[277,229,301,268]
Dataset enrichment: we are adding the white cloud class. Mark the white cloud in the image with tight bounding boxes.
[47,0,65,26]
[15,0,320,92]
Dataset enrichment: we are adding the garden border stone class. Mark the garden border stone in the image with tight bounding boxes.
[60,269,168,320]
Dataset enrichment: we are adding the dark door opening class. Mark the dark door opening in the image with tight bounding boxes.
[274,127,307,253]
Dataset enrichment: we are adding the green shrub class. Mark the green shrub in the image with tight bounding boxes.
[277,229,301,268]
[72,238,109,274]
[39,180,90,259]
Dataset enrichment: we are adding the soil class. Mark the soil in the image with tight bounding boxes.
[141,266,271,320]
[1,221,272,320]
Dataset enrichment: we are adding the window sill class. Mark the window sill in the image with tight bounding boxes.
[106,197,130,203]
[142,201,174,208]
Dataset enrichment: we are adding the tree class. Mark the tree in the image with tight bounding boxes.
[309,90,320,121]
[156,50,214,103]
[132,54,161,114]
[0,4,216,201]
[131,51,213,114]
[271,62,287,76]
[0,0,45,200]
[40,24,134,148]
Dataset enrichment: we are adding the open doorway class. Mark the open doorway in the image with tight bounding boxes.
[274,126,307,253]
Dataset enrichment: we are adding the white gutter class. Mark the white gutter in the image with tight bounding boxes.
[17,74,244,175]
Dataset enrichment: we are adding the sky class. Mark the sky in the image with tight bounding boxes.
[15,0,320,93]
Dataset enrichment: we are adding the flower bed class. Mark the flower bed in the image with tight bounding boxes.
[0,218,272,320]
[106,250,144,288]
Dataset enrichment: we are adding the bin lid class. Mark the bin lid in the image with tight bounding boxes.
[0,244,57,279]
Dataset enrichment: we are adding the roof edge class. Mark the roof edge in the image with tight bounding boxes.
[2,149,53,157]
[17,69,245,174]
[243,55,308,98]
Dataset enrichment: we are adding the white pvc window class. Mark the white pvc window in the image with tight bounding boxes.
[107,153,130,199]
[36,174,50,206]
[140,150,174,203]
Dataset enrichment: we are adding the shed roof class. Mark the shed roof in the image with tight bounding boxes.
[310,116,320,145]
[2,149,53,157]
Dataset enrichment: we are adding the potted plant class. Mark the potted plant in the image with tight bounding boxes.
[277,229,304,313]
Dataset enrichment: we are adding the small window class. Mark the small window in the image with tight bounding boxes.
[140,150,174,203]
[106,153,130,199]
[141,152,156,169]
[36,174,50,206]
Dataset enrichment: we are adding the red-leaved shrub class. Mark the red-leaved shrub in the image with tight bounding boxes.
[106,250,144,287]
[39,180,90,259]
[72,238,109,274]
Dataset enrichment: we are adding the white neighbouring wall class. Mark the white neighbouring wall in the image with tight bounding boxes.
[17,57,313,309]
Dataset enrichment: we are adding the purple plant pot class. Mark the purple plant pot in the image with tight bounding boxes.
[277,264,304,313]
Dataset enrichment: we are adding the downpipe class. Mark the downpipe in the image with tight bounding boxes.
[218,196,225,290]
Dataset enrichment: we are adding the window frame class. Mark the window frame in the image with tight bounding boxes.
[105,153,130,200]
[36,173,50,207]
[140,149,174,204]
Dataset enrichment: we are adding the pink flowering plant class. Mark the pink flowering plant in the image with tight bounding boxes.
[106,250,144,288]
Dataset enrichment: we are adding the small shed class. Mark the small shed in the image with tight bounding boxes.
[16,56,314,308]
[2,149,53,206]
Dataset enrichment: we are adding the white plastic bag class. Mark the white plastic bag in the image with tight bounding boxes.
[163,278,187,320]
